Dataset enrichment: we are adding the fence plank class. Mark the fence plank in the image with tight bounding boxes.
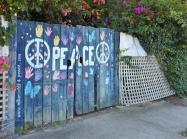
[88,27,97,112]
[51,24,61,123]
[66,27,75,119]
[114,32,120,105]
[98,29,107,109]
[24,21,35,129]
[43,23,53,125]
[75,26,83,115]
[96,29,101,110]
[81,26,89,114]
[33,22,44,127]
[108,29,115,106]
[59,25,69,121]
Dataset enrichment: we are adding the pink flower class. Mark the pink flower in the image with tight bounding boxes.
[0,66,3,73]
[140,2,145,8]
[0,57,9,64]
[93,0,105,5]
[11,84,17,93]
[3,83,7,89]
[63,8,72,16]
[134,7,142,15]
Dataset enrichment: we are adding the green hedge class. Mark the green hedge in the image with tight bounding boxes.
[0,0,187,96]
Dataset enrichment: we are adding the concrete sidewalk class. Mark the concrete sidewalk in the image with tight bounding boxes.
[18,101,187,139]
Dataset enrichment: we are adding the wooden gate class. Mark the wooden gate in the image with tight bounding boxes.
[15,20,119,129]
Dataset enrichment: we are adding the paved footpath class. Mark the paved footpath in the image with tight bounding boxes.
[18,100,187,139]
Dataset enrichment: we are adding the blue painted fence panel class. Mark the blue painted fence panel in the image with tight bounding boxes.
[88,27,99,112]
[75,26,83,115]
[33,22,44,127]
[24,21,36,128]
[15,20,26,128]
[43,23,53,125]
[66,27,75,119]
[15,20,119,129]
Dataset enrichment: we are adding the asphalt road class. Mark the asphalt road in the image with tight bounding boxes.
[18,100,187,139]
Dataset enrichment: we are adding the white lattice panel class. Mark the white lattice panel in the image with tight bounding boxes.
[119,56,175,105]
[0,71,8,128]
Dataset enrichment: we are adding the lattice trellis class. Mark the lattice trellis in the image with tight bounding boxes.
[119,56,175,105]
[0,71,8,128]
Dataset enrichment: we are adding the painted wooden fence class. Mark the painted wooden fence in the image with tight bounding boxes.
[15,20,119,129]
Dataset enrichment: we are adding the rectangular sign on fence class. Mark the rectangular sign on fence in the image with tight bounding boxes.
[15,20,119,128]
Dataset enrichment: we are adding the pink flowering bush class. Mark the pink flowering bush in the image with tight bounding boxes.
[104,0,187,96]
[0,57,10,73]
[0,56,16,93]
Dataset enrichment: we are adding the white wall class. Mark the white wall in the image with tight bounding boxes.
[120,32,147,57]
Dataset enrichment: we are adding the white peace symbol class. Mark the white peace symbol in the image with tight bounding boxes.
[96,42,110,64]
[25,38,50,69]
